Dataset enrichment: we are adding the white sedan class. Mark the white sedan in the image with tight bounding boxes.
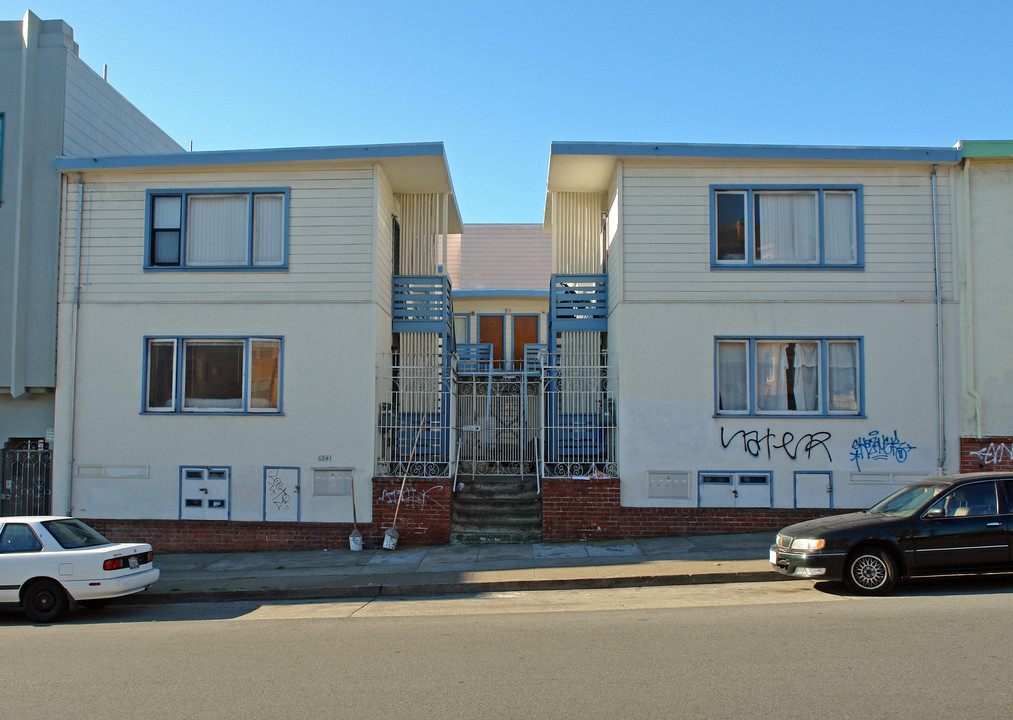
[0,516,159,622]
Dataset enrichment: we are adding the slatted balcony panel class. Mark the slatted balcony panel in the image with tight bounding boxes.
[392,275,453,334]
[549,273,608,333]
[457,343,494,374]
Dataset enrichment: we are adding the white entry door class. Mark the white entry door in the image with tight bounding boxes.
[794,472,832,508]
[180,466,230,520]
[264,467,299,521]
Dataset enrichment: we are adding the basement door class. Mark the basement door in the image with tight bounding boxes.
[794,471,833,508]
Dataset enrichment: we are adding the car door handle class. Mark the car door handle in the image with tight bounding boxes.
[985,522,1001,527]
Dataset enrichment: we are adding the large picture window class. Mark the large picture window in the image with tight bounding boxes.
[712,185,862,268]
[144,337,282,414]
[716,337,861,416]
[146,188,288,269]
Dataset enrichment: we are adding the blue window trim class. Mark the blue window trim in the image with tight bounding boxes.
[144,187,290,271]
[794,471,834,509]
[713,336,865,418]
[697,471,774,508]
[263,466,301,521]
[142,335,284,415]
[178,465,232,520]
[453,313,471,344]
[709,184,864,270]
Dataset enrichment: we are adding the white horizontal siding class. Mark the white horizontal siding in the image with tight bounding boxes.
[62,55,182,156]
[62,167,378,304]
[620,162,955,303]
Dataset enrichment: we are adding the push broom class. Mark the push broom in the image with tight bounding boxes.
[383,418,427,550]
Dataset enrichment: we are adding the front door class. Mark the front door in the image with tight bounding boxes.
[912,480,1009,571]
[512,315,538,371]
[479,315,505,370]
[1,439,52,516]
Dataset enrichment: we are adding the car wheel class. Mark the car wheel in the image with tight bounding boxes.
[845,548,897,595]
[22,579,69,623]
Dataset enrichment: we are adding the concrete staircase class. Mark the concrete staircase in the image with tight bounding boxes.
[450,474,542,543]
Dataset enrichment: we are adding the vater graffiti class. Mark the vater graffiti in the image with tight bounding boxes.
[720,428,832,461]
[850,430,916,471]
[967,442,1013,466]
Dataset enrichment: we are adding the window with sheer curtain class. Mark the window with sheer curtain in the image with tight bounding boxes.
[716,338,860,415]
[713,186,860,266]
[147,189,288,269]
[144,337,282,413]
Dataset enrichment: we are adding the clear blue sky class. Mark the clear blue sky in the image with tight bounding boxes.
[13,0,1013,222]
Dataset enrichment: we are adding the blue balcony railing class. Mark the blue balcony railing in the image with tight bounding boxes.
[392,275,453,336]
[549,274,608,334]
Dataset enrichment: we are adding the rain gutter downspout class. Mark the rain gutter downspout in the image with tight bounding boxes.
[961,159,982,437]
[67,173,83,514]
[931,165,946,473]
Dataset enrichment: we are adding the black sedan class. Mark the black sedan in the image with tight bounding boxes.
[770,472,1013,594]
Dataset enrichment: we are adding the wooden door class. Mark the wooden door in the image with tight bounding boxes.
[512,315,538,370]
[478,315,505,370]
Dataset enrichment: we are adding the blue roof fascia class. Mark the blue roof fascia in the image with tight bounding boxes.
[55,141,449,171]
[454,289,550,298]
[550,141,961,164]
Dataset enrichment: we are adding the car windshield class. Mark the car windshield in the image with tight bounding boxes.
[41,518,112,549]
[868,483,948,517]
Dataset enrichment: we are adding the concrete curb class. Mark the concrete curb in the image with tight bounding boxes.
[126,569,786,605]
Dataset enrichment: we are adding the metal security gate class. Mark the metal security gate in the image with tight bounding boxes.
[457,374,539,476]
[2,439,52,516]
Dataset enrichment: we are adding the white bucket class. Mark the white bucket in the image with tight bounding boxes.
[348,529,363,552]
[382,528,399,550]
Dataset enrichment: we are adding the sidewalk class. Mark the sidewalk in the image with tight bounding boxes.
[134,532,782,604]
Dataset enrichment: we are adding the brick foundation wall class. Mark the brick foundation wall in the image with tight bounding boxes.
[87,478,452,553]
[542,476,853,542]
[960,437,1013,473]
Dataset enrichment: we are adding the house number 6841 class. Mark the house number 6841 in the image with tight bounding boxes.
[317,455,332,462]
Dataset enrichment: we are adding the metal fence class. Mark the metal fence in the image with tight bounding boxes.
[375,353,455,478]
[2,439,52,516]
[540,356,618,479]
[457,373,540,477]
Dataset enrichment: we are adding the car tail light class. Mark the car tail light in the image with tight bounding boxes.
[103,551,153,571]
[103,557,126,571]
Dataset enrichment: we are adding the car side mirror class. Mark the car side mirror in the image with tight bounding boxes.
[923,507,945,520]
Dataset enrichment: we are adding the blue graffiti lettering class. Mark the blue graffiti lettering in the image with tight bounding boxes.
[850,430,916,471]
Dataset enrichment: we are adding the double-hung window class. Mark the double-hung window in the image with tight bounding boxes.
[716,337,862,416]
[145,337,282,414]
[146,188,289,269]
[712,185,862,267]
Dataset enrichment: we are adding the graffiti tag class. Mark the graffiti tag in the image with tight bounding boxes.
[850,430,916,471]
[720,428,832,462]
[379,485,445,509]
[967,442,1013,466]
[266,469,290,510]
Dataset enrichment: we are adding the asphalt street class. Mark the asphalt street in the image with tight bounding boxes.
[4,576,1013,719]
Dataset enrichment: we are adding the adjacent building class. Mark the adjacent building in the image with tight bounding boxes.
[0,11,180,515]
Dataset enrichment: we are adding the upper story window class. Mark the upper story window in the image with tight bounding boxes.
[716,337,862,417]
[145,188,289,270]
[712,185,862,268]
[144,336,282,414]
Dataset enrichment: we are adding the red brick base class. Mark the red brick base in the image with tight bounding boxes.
[541,476,851,542]
[960,437,1013,473]
[88,478,452,553]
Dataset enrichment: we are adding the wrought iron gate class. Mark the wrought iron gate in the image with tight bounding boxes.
[2,438,52,516]
[457,374,539,476]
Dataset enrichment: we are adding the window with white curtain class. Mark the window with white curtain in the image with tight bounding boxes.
[716,338,861,416]
[144,337,282,414]
[146,188,288,269]
[713,186,861,267]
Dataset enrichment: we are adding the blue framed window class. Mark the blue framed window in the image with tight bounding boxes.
[711,185,863,268]
[145,188,289,270]
[715,337,862,417]
[144,336,282,414]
